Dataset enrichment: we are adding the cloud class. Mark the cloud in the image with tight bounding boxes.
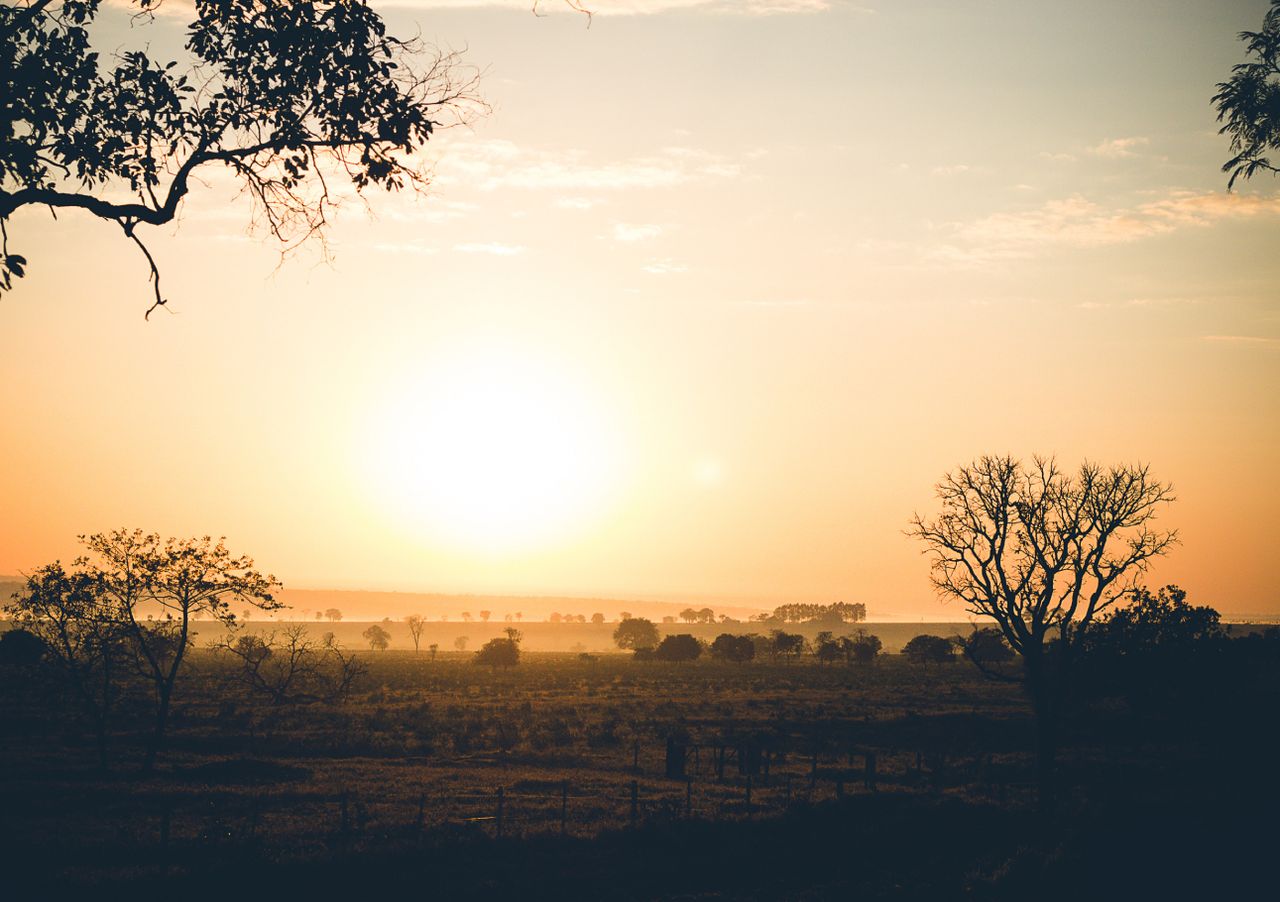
[555,197,601,210]
[453,242,526,255]
[1202,334,1280,348]
[930,163,972,177]
[612,223,662,242]
[1087,136,1150,159]
[381,1,842,16]
[642,258,687,274]
[432,139,743,192]
[938,190,1280,265]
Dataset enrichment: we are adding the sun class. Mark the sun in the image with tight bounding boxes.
[360,344,623,553]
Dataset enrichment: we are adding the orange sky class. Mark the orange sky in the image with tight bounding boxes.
[2,1,1278,617]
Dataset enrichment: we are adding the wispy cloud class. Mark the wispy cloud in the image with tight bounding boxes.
[642,258,687,274]
[935,190,1280,266]
[1202,334,1280,348]
[611,223,663,242]
[453,242,526,255]
[1087,136,1150,159]
[433,139,743,192]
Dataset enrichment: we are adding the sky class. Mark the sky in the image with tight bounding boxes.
[2,0,1278,618]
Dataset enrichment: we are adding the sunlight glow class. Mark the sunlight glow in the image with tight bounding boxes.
[361,343,624,554]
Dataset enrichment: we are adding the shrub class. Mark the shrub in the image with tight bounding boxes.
[903,634,955,665]
[652,634,701,662]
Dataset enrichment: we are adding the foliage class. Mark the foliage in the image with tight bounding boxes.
[363,624,391,651]
[960,627,1015,676]
[1214,0,1280,188]
[0,0,480,310]
[762,602,866,624]
[612,617,659,652]
[902,635,955,665]
[651,634,701,662]
[770,630,806,661]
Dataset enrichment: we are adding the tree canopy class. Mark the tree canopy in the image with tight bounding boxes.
[0,0,479,313]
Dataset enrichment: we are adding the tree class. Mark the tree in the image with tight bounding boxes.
[475,637,519,668]
[405,614,426,655]
[652,634,701,662]
[696,607,716,624]
[0,0,480,312]
[709,633,755,663]
[216,623,365,705]
[845,630,882,664]
[770,630,805,662]
[1214,1,1280,188]
[461,612,473,623]
[362,624,390,651]
[479,610,491,622]
[0,627,46,667]
[591,612,605,625]
[679,607,697,623]
[613,617,659,652]
[453,635,468,652]
[7,562,127,770]
[960,627,1016,675]
[815,634,843,665]
[902,634,954,665]
[909,455,1176,803]
[325,608,342,623]
[428,642,439,661]
[549,612,562,624]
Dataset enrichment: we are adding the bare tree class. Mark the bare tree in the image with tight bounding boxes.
[216,623,365,705]
[909,456,1176,803]
[406,614,426,655]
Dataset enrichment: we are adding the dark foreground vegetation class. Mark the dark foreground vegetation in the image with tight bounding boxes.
[2,610,1277,898]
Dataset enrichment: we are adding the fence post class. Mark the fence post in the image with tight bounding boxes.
[865,752,877,791]
[686,778,693,818]
[416,792,426,829]
[785,773,793,804]
[629,780,638,829]
[810,750,818,789]
[496,787,505,839]
[633,740,640,771]
[763,749,771,786]
[561,781,568,836]
[745,776,753,816]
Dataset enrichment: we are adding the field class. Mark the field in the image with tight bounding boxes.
[3,630,1276,897]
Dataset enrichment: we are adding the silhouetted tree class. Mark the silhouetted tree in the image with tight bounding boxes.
[815,632,843,665]
[549,612,562,624]
[461,612,473,623]
[0,0,481,311]
[679,607,697,623]
[652,634,701,661]
[844,630,882,664]
[479,610,491,622]
[613,617,659,652]
[216,623,365,704]
[771,630,806,662]
[902,634,954,665]
[428,642,439,661]
[591,612,605,625]
[0,627,46,667]
[910,455,1176,804]
[961,627,1016,676]
[362,624,390,651]
[475,637,518,668]
[1214,0,1280,187]
[709,633,755,663]
[406,614,426,655]
[7,563,127,770]
[453,635,468,652]
[324,608,342,623]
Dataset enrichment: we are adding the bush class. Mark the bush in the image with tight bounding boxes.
[846,630,882,664]
[903,634,954,665]
[0,629,47,667]
[613,617,660,651]
[652,634,702,662]
[475,638,519,668]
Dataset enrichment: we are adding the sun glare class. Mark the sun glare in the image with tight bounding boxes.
[361,344,624,553]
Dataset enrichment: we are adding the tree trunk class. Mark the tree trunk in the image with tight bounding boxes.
[1025,653,1060,810]
[142,684,172,775]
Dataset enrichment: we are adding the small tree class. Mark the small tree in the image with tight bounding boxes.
[652,634,701,662]
[961,627,1016,676]
[428,642,439,661]
[325,608,343,623]
[679,607,697,623]
[591,612,605,625]
[475,630,520,668]
[845,630,883,664]
[710,633,755,663]
[479,610,491,623]
[454,635,469,652]
[903,635,955,665]
[363,624,390,651]
[771,630,806,662]
[406,614,426,655]
[613,617,659,652]
[815,633,843,665]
